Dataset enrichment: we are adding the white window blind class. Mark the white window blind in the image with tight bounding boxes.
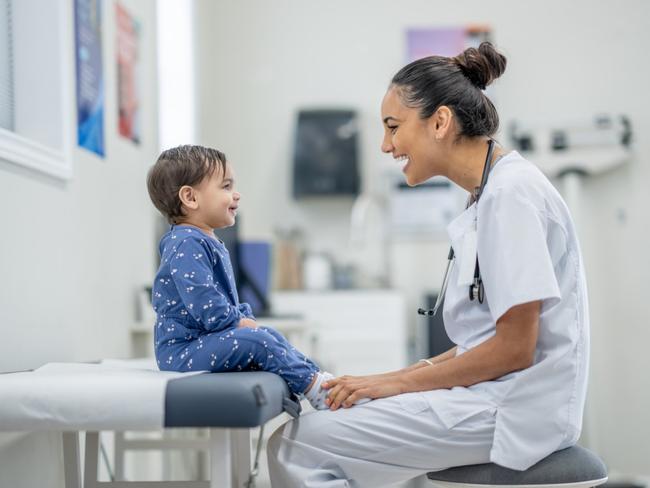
[0,0,14,131]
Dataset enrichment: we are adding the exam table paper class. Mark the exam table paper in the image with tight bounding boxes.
[0,360,203,431]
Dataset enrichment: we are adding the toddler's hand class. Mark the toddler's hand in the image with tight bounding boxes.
[238,317,258,329]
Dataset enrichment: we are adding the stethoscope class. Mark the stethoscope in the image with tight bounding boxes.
[417,139,499,317]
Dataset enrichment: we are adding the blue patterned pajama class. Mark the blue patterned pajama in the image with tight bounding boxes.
[152,225,319,394]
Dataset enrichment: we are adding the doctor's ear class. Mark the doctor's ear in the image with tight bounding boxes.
[429,105,453,140]
[178,185,199,210]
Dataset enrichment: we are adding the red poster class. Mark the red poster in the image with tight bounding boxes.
[116,3,141,144]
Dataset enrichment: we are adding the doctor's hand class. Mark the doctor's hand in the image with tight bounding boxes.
[237,317,258,329]
[322,374,404,410]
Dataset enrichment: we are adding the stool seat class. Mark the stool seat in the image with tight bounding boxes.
[427,445,608,488]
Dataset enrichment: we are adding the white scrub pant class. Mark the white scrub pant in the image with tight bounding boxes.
[267,392,496,488]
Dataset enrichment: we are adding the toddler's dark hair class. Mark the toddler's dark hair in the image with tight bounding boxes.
[147,144,227,224]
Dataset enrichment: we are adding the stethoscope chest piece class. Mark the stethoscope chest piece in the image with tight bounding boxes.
[469,277,485,303]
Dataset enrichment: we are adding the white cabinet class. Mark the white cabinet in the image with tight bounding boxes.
[270,290,408,376]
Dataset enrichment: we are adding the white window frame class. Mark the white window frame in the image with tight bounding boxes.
[0,0,74,180]
[157,0,196,149]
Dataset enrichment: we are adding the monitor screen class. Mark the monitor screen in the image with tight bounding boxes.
[214,221,241,285]
[214,217,270,317]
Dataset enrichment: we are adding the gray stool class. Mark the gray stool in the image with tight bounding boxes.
[428,446,608,488]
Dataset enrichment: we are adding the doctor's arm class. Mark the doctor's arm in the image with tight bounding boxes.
[364,345,458,380]
[325,300,540,409]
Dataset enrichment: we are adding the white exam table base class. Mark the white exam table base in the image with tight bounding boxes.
[113,431,216,482]
[62,429,251,488]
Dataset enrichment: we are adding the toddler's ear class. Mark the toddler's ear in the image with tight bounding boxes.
[178,185,199,210]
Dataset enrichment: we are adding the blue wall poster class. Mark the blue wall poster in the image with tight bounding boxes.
[74,0,105,157]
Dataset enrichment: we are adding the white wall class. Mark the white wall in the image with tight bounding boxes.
[194,0,650,479]
[0,0,159,486]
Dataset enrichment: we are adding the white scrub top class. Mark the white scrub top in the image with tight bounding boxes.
[423,151,590,471]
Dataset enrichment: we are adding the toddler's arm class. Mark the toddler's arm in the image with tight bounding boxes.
[170,238,244,332]
[238,302,255,319]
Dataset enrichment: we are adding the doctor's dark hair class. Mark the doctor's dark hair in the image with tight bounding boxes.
[391,42,507,138]
[147,144,227,224]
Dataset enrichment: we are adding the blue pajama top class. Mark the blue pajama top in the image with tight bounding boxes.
[152,225,254,368]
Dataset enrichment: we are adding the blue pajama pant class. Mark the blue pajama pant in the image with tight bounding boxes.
[171,326,319,394]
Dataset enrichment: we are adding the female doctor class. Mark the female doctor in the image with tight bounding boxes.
[268,42,590,487]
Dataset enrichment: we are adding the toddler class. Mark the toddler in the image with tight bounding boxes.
[146,145,332,410]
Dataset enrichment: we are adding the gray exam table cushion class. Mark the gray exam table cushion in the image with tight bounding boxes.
[427,445,607,486]
[164,371,297,428]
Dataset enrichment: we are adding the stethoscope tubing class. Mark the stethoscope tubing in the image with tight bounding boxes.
[419,139,498,317]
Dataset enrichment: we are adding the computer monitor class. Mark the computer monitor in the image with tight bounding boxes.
[215,221,241,284]
[215,216,270,317]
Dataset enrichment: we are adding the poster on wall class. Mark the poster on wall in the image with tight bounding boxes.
[116,2,141,145]
[406,26,491,63]
[74,0,105,157]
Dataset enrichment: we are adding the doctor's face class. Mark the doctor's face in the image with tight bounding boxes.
[380,87,439,186]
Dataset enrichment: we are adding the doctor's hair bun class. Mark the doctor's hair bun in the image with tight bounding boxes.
[453,42,507,90]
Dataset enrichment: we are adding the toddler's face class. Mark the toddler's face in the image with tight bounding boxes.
[194,163,240,229]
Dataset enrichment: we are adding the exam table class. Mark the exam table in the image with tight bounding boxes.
[0,360,300,488]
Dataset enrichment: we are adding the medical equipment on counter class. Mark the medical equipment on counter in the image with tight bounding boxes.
[303,252,334,290]
[417,139,499,317]
[349,192,391,288]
